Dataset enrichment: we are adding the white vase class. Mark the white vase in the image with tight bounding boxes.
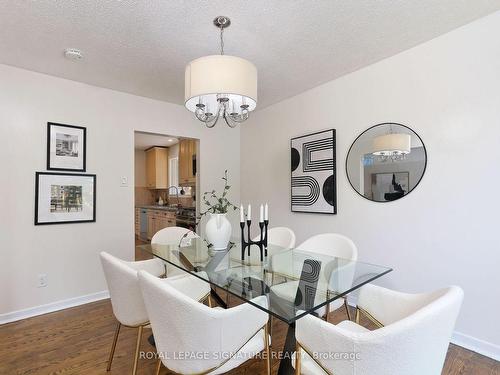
[205,213,232,250]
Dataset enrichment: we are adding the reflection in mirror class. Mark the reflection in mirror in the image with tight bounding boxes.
[346,123,427,202]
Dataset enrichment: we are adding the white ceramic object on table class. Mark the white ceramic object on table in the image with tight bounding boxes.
[205,213,232,250]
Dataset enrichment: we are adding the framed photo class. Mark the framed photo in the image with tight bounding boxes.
[291,129,337,214]
[47,122,86,171]
[371,172,409,202]
[35,172,96,225]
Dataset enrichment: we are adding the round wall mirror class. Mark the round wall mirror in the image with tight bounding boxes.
[346,123,427,202]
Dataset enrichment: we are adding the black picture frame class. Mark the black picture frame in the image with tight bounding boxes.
[35,172,96,225]
[290,129,337,214]
[47,122,87,172]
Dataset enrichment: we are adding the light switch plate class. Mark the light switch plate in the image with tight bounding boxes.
[120,177,128,187]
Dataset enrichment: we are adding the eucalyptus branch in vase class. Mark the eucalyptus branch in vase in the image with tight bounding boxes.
[194,170,239,249]
[200,170,239,215]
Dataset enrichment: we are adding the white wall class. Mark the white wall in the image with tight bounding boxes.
[134,149,147,187]
[241,12,500,357]
[169,143,179,159]
[0,64,240,318]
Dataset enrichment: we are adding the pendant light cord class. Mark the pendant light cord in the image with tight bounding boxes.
[220,26,224,55]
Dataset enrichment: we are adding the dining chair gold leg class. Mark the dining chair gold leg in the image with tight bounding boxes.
[106,322,121,371]
[155,358,162,375]
[324,290,331,321]
[132,325,144,375]
[268,317,273,347]
[207,295,213,308]
[295,342,301,375]
[355,307,360,324]
[264,323,271,375]
[344,299,352,321]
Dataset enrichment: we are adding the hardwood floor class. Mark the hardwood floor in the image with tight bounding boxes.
[2,241,498,374]
[1,294,498,375]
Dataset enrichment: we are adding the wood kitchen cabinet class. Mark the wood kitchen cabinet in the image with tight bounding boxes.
[135,208,140,237]
[146,147,168,189]
[179,139,196,186]
[146,209,176,240]
[147,214,155,240]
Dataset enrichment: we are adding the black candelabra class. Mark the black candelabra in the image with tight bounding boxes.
[240,219,269,261]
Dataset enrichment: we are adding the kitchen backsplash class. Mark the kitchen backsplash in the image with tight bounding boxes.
[134,187,195,207]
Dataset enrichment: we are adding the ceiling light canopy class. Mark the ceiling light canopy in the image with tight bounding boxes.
[184,16,257,128]
[64,48,83,61]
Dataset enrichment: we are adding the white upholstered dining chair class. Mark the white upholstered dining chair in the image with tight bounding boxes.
[293,284,464,375]
[256,226,296,251]
[99,251,211,375]
[239,226,297,266]
[151,226,199,277]
[138,270,272,375]
[151,225,199,245]
[270,233,358,320]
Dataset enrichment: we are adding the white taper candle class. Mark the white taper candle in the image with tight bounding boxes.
[247,204,251,221]
[240,205,244,222]
[259,204,264,222]
[264,203,269,221]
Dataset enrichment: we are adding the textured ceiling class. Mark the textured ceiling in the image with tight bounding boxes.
[1,1,499,109]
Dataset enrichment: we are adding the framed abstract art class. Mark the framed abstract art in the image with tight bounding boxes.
[291,129,337,214]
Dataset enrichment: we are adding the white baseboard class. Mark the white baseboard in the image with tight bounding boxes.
[0,290,110,325]
[452,331,500,361]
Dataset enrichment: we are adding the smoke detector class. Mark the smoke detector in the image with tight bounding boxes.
[64,48,83,61]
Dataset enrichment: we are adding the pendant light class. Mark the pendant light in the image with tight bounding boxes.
[184,16,257,128]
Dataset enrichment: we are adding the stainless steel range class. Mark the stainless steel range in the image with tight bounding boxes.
[176,207,197,232]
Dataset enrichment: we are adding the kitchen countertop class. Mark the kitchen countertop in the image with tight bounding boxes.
[136,205,177,212]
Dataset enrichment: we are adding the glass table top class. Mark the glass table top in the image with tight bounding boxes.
[137,237,392,324]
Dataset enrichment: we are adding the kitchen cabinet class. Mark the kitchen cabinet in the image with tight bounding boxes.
[135,208,140,237]
[146,209,176,240]
[147,214,155,240]
[146,147,168,189]
[179,139,196,186]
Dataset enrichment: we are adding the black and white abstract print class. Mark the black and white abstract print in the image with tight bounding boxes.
[291,129,336,214]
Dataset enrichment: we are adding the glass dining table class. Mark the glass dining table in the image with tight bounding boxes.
[137,237,392,374]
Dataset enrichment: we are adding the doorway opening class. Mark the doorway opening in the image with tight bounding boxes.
[133,131,199,254]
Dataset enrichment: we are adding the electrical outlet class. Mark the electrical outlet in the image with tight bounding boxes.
[120,176,128,187]
[37,274,48,288]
